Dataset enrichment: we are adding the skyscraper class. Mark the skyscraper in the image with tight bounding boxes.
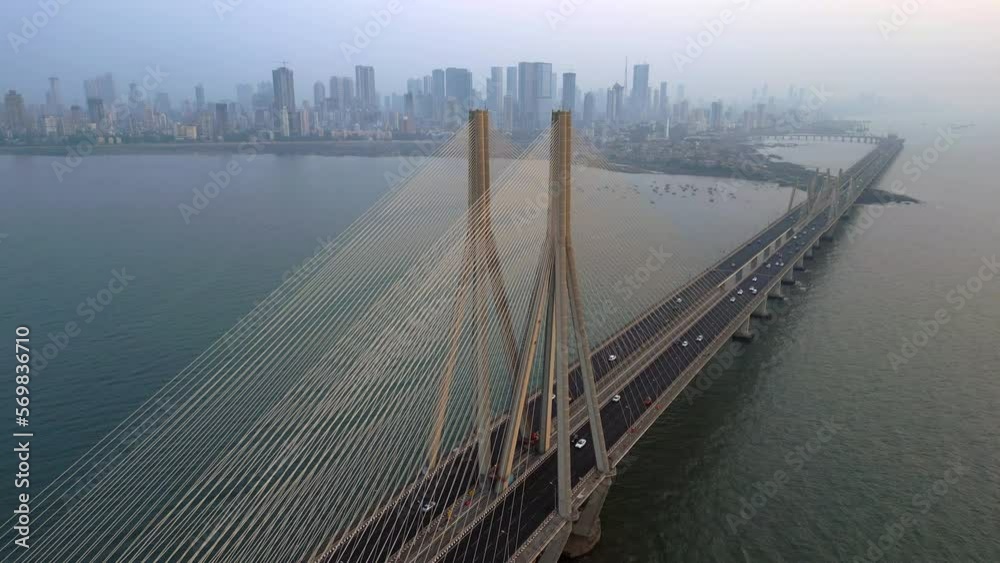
[4,90,27,132]
[46,77,62,116]
[86,97,105,124]
[195,84,206,112]
[236,84,253,114]
[631,64,650,118]
[354,65,377,109]
[272,66,296,113]
[313,81,326,112]
[516,62,553,130]
[561,73,576,113]
[677,83,685,101]
[83,73,116,105]
[659,82,668,119]
[488,66,504,116]
[606,83,624,124]
[215,103,229,137]
[505,66,517,97]
[710,100,723,130]
[431,69,445,121]
[582,91,595,125]
[445,68,472,108]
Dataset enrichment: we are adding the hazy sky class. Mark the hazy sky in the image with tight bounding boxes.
[3,0,998,111]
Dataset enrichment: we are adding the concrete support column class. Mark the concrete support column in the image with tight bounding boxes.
[535,519,572,563]
[563,473,615,558]
[805,247,815,259]
[751,298,772,320]
[733,316,755,342]
[768,283,785,300]
[794,257,806,270]
[781,269,795,285]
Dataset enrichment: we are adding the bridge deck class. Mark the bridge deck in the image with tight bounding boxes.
[319,140,903,563]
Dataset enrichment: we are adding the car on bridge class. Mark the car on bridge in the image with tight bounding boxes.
[574,438,587,449]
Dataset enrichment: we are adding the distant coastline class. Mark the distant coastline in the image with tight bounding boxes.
[0,139,445,158]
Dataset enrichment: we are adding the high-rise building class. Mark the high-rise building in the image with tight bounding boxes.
[561,73,576,113]
[431,69,446,121]
[195,84,206,112]
[606,83,624,124]
[4,90,27,133]
[215,103,229,137]
[505,66,517,97]
[236,84,253,114]
[516,62,553,130]
[155,92,171,114]
[313,81,326,112]
[46,77,62,116]
[659,82,668,118]
[631,64,650,117]
[354,65,377,109]
[582,91,595,125]
[407,78,422,95]
[329,76,353,111]
[710,100,723,130]
[83,73,116,106]
[502,94,514,132]
[488,66,504,116]
[86,97,105,124]
[279,106,290,137]
[272,66,296,113]
[677,83,685,101]
[445,67,472,108]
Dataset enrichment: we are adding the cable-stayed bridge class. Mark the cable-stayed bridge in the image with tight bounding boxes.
[6,111,902,563]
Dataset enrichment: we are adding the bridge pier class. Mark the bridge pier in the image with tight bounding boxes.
[534,519,572,563]
[821,226,835,241]
[781,269,796,285]
[794,257,806,270]
[768,283,785,300]
[563,473,615,558]
[733,316,755,342]
[751,299,772,320]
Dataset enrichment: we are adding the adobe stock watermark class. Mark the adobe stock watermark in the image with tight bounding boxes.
[177,141,260,224]
[878,0,926,41]
[545,0,591,30]
[51,65,170,182]
[850,458,967,563]
[30,268,137,375]
[726,417,846,534]
[213,0,247,21]
[887,253,998,372]
[847,126,959,244]
[340,0,404,63]
[673,0,754,72]
[7,0,73,54]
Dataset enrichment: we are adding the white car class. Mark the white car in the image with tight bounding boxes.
[737,289,744,295]
[729,296,736,302]
[696,334,704,342]
[608,354,618,361]
[681,340,689,347]
[574,438,587,449]
[766,263,772,268]
[752,276,758,282]
[750,288,758,295]
[675,297,683,304]
[612,394,621,403]
[420,501,436,513]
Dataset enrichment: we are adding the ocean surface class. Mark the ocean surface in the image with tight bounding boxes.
[2,114,997,561]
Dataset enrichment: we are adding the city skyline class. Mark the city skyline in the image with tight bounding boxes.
[2,0,997,113]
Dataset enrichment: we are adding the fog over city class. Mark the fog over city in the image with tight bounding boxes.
[3,0,998,112]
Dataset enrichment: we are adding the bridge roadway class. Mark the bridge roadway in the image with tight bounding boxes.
[320,140,900,563]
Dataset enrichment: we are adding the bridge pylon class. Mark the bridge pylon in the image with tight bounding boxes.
[425,110,519,478]
[495,112,611,513]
